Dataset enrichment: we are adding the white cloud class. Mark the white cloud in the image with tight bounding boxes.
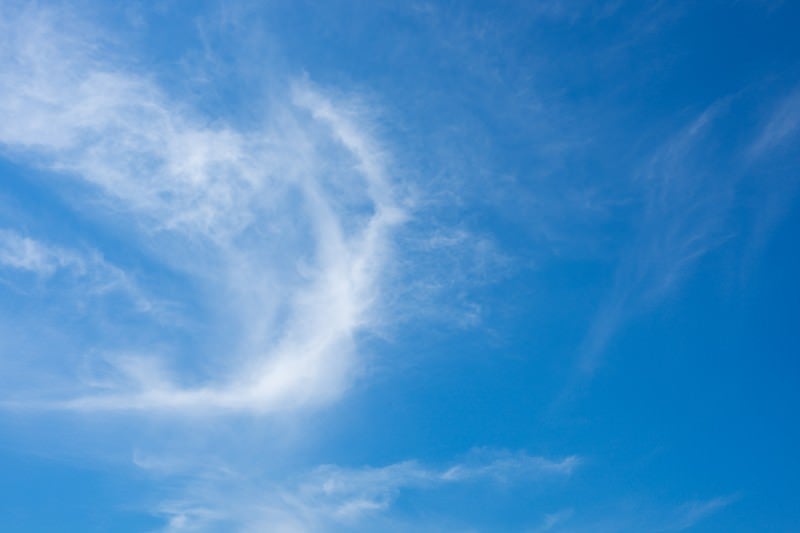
[578,85,800,374]
[580,101,736,372]
[749,85,800,158]
[534,494,737,533]
[140,449,580,532]
[533,509,574,532]
[0,228,154,310]
[0,229,81,276]
[657,495,738,532]
[0,5,405,413]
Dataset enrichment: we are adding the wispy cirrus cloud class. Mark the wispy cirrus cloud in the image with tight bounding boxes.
[738,83,800,272]
[0,228,154,311]
[0,229,85,277]
[580,101,737,372]
[550,494,738,533]
[577,78,800,374]
[0,4,405,414]
[749,84,800,158]
[137,448,580,532]
[656,495,739,532]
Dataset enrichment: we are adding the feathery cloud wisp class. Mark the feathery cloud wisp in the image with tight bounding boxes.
[141,449,580,532]
[580,102,736,372]
[0,6,405,414]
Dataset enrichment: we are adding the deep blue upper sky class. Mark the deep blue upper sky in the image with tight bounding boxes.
[0,1,799,531]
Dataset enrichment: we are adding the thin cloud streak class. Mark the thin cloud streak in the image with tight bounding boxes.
[580,85,800,373]
[539,494,737,533]
[580,101,735,372]
[0,229,86,277]
[656,495,739,532]
[141,449,580,532]
[749,85,800,158]
[0,228,155,311]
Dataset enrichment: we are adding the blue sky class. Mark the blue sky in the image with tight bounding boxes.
[0,0,799,531]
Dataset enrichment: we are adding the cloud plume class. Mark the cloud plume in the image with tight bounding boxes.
[0,4,405,413]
